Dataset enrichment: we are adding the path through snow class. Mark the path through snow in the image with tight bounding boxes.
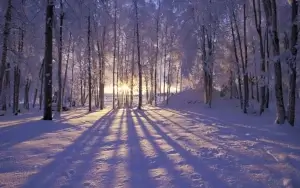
[0,106,299,188]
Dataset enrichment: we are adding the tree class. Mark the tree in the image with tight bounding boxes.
[0,0,12,111]
[262,0,286,124]
[287,0,298,126]
[133,0,142,109]
[43,0,54,120]
[87,14,92,112]
[57,0,64,115]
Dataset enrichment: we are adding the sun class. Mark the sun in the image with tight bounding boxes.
[119,84,130,92]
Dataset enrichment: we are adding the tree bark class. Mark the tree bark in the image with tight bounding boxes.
[134,0,142,109]
[57,0,64,114]
[43,1,54,120]
[230,13,243,109]
[154,0,160,106]
[263,0,286,124]
[287,0,298,126]
[62,32,72,106]
[87,15,92,112]
[0,0,12,109]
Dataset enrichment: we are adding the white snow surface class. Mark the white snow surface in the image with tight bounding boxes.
[0,92,300,188]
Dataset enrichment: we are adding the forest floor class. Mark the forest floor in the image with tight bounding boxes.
[0,96,300,188]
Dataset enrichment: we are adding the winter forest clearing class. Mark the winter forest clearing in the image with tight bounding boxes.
[1,0,300,187]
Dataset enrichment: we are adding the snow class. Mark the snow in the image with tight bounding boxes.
[0,92,299,188]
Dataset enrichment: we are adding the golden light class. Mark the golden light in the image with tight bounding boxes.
[119,84,130,92]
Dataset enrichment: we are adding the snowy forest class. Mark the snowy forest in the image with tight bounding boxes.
[0,0,300,187]
[0,0,299,124]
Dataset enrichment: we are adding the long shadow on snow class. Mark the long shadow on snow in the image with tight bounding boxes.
[161,107,300,186]
[164,107,300,155]
[126,109,157,188]
[149,110,280,182]
[132,109,193,188]
[0,120,72,150]
[100,109,126,188]
[136,110,232,188]
[21,109,116,188]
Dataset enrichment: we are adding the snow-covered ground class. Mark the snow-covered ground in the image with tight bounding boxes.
[0,91,299,188]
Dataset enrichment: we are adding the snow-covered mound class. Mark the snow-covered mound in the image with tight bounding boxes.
[161,88,221,108]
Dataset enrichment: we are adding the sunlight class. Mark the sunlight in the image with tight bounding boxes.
[119,84,130,93]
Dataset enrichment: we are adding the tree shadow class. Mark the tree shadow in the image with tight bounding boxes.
[126,109,157,188]
[155,107,300,186]
[21,109,116,188]
[0,119,72,150]
[135,110,236,188]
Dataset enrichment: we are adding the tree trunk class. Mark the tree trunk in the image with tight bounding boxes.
[130,27,135,108]
[163,24,168,102]
[265,27,270,109]
[0,0,12,109]
[287,0,298,126]
[233,7,247,112]
[24,78,31,110]
[263,0,286,124]
[70,40,75,107]
[252,0,266,114]
[43,1,54,120]
[62,32,72,106]
[230,13,243,109]
[134,0,142,109]
[243,4,249,114]
[39,60,44,110]
[100,26,106,110]
[154,0,160,106]
[87,15,92,112]
[112,0,117,109]
[57,0,64,114]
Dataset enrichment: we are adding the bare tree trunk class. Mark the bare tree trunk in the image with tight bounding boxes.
[145,73,149,103]
[62,32,72,106]
[87,15,92,112]
[130,28,135,107]
[134,0,142,109]
[39,60,44,110]
[229,70,233,99]
[57,0,64,114]
[112,0,117,109]
[100,26,106,110]
[154,0,160,106]
[116,23,121,108]
[24,78,31,110]
[166,59,172,105]
[163,24,168,102]
[0,0,12,110]
[263,0,286,124]
[253,0,266,114]
[233,7,247,112]
[202,25,208,104]
[230,13,243,109]
[250,75,254,99]
[287,0,298,126]
[70,41,75,107]
[149,63,154,104]
[176,64,180,94]
[43,1,54,120]
[95,22,102,109]
[243,3,249,113]
[14,27,24,114]
[265,28,270,108]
